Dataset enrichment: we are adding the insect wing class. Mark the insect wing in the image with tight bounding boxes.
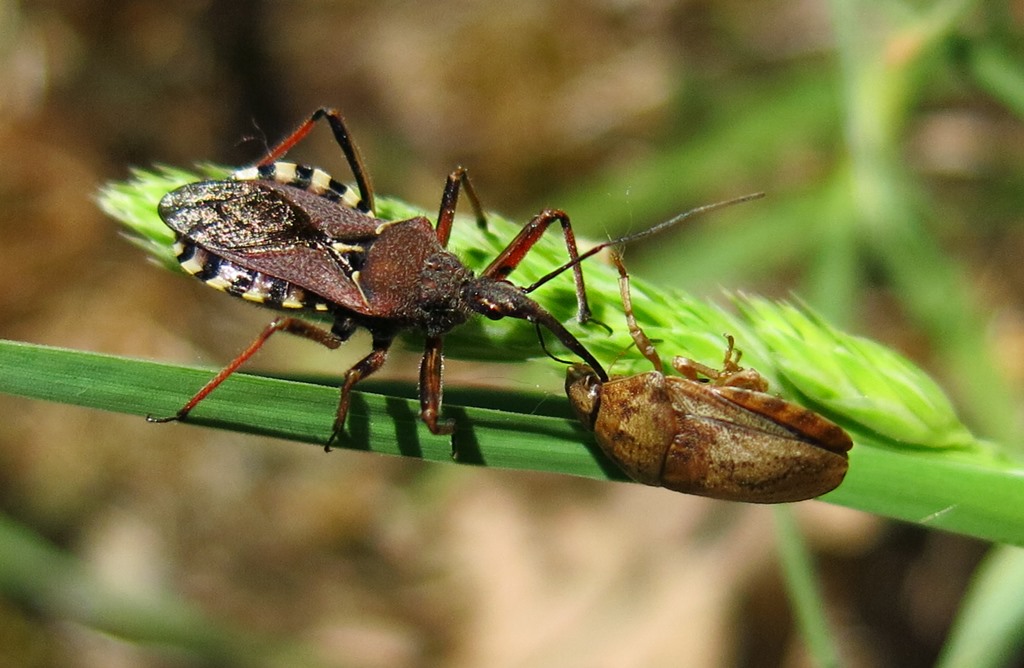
[160,180,378,310]
[711,386,853,455]
[655,377,848,502]
[662,412,849,503]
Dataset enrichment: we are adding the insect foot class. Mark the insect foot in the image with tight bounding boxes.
[565,254,852,503]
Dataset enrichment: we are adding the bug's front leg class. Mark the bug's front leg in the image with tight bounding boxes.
[610,252,663,373]
[671,344,769,392]
[433,173,599,326]
[482,209,593,324]
[419,334,456,440]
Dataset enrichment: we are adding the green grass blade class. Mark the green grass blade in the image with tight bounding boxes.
[2,338,1023,545]
[774,507,841,668]
[0,339,613,477]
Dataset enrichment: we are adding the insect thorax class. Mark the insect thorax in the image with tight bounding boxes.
[416,251,476,337]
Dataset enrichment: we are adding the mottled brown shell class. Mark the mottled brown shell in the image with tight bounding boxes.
[567,364,851,503]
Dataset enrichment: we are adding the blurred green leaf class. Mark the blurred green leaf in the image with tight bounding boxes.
[0,514,328,667]
[937,545,1024,668]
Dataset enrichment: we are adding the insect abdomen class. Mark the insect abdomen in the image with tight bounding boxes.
[233,162,365,211]
[173,238,331,313]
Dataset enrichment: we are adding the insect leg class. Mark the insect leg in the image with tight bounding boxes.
[672,347,769,391]
[256,107,375,214]
[419,335,455,437]
[524,193,767,299]
[327,335,393,450]
[148,317,343,424]
[720,334,742,371]
[481,209,593,324]
[434,166,488,246]
[610,253,663,373]
[672,355,725,382]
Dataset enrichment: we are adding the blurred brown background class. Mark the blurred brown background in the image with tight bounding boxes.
[1,1,1021,666]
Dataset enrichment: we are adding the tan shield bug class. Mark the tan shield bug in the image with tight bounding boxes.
[565,254,852,503]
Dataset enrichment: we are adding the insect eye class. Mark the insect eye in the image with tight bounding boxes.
[565,364,601,426]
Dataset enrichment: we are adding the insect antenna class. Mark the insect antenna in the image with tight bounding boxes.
[523,192,764,295]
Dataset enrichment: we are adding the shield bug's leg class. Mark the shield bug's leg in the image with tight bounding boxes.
[256,107,375,214]
[419,335,456,438]
[672,335,770,392]
[610,252,663,373]
[718,334,743,373]
[673,356,722,382]
[147,317,343,424]
[328,335,394,450]
[481,209,593,324]
[606,255,770,392]
[713,335,771,390]
[435,166,488,246]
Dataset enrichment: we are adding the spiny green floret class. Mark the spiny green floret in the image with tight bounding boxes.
[736,296,979,451]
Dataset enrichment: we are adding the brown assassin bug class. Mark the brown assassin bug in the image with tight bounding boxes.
[152,107,754,448]
[565,254,852,503]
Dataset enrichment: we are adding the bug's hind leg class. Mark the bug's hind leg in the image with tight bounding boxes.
[256,107,375,214]
[148,317,343,424]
